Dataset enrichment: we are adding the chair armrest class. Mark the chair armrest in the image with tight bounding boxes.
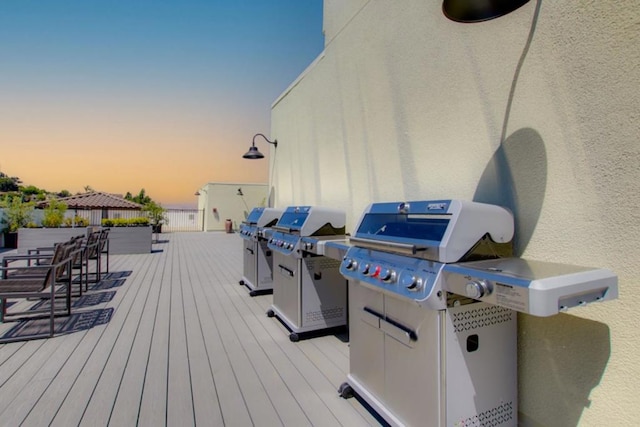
[2,253,56,265]
[27,246,56,255]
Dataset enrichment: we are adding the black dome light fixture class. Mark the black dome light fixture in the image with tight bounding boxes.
[443,0,530,23]
[242,133,278,159]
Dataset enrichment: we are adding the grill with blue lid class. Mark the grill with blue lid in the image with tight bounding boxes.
[266,206,347,341]
[338,199,617,427]
[238,207,283,296]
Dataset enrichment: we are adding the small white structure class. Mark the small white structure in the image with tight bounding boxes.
[196,182,267,232]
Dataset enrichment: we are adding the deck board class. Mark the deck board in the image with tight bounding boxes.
[0,232,379,426]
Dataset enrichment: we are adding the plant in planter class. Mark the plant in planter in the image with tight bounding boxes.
[64,216,89,227]
[142,201,168,233]
[0,196,35,248]
[41,198,68,228]
[100,217,150,227]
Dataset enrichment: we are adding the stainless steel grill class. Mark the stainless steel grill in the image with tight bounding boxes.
[338,199,618,427]
[266,206,347,341]
[338,200,516,426]
[238,207,283,296]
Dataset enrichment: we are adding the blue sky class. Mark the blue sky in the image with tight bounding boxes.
[0,0,324,206]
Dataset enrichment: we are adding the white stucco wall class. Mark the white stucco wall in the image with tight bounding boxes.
[270,1,639,426]
[196,182,267,231]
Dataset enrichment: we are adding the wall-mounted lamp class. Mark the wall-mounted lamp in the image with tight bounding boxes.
[236,188,244,196]
[242,133,278,159]
[443,0,530,23]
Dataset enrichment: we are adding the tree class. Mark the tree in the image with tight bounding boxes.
[0,172,20,192]
[125,189,152,205]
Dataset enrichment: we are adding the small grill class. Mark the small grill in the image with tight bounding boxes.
[338,199,618,427]
[266,206,347,341]
[238,207,283,296]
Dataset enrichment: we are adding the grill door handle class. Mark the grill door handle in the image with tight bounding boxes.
[363,307,417,346]
[361,307,383,328]
[380,317,417,346]
[278,264,294,277]
[245,247,254,255]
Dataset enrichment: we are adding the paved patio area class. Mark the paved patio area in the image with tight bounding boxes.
[0,232,379,426]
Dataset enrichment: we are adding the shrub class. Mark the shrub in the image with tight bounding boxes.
[41,199,67,228]
[142,201,168,226]
[0,197,34,232]
[64,216,89,227]
[131,217,150,226]
[101,217,150,227]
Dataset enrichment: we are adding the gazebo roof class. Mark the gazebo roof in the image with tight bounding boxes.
[41,191,143,210]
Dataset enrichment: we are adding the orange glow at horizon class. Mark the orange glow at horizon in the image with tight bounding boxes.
[1,117,272,207]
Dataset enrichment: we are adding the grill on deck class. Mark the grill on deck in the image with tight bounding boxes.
[266,206,347,342]
[238,207,283,296]
[338,199,618,426]
[338,200,517,426]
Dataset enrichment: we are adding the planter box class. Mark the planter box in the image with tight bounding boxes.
[17,228,89,252]
[17,226,152,255]
[108,226,152,254]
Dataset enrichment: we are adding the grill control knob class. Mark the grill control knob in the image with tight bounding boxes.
[342,258,357,270]
[379,268,396,283]
[465,280,490,299]
[401,274,422,291]
[359,263,370,276]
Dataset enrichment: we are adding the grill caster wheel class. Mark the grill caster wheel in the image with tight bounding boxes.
[289,333,300,342]
[239,280,245,286]
[249,290,258,297]
[338,382,353,399]
[266,309,275,318]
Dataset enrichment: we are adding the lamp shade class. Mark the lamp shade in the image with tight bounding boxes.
[242,145,265,159]
[443,0,530,23]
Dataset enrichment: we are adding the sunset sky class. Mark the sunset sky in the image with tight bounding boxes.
[0,0,324,207]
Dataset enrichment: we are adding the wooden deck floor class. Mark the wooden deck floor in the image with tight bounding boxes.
[0,232,380,426]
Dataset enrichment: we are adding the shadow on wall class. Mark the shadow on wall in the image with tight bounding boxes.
[474,127,611,426]
[473,127,547,256]
[517,314,612,427]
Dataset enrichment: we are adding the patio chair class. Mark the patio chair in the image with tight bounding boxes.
[83,230,103,284]
[0,241,74,343]
[6,236,87,297]
[98,228,110,275]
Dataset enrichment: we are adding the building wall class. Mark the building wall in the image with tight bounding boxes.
[196,182,267,231]
[270,1,639,426]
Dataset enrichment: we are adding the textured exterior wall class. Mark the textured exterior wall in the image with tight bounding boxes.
[270,1,640,425]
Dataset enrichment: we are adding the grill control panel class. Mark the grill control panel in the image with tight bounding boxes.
[340,246,446,310]
[239,224,258,241]
[268,231,301,256]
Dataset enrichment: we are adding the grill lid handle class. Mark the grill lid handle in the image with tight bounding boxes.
[349,236,427,255]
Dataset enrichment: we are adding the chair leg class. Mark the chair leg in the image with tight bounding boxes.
[49,286,56,338]
[67,280,72,315]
